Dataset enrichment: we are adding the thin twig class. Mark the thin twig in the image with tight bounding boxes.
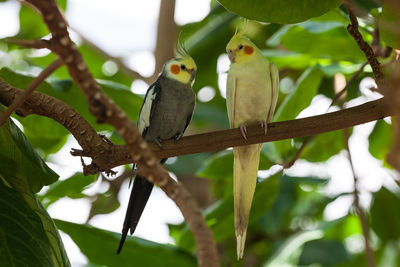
[282,136,313,168]
[343,129,376,267]
[0,58,63,126]
[329,61,368,109]
[344,0,386,90]
[6,38,51,49]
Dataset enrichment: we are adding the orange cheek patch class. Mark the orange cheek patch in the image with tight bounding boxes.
[170,64,180,74]
[244,45,254,55]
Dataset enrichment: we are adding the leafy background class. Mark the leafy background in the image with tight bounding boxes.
[0,0,399,266]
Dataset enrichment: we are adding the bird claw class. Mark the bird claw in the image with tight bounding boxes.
[239,123,248,140]
[174,132,183,142]
[260,120,268,135]
[154,137,163,149]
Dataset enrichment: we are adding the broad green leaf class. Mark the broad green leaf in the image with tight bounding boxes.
[279,25,365,62]
[217,0,342,24]
[22,115,69,157]
[55,220,196,267]
[0,182,53,266]
[274,66,323,122]
[298,239,349,266]
[380,1,400,49]
[39,173,98,208]
[88,189,120,219]
[272,66,323,162]
[369,119,393,162]
[0,181,70,267]
[263,50,316,70]
[301,130,346,162]
[371,187,400,242]
[0,112,58,193]
[16,5,49,40]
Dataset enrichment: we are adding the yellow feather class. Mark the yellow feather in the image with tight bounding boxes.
[233,144,261,260]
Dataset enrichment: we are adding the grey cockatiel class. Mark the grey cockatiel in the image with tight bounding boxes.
[117,46,197,254]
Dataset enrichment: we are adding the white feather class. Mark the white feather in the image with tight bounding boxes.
[138,85,157,135]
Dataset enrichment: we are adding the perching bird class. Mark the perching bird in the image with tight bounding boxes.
[226,31,279,259]
[117,44,197,254]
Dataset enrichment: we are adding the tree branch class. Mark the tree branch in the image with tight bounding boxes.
[0,58,63,126]
[67,97,395,174]
[21,0,219,265]
[152,0,177,80]
[0,78,121,175]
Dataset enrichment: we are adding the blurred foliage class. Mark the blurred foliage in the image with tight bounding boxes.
[0,0,399,266]
[217,0,343,24]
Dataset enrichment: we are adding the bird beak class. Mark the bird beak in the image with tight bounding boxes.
[228,49,235,63]
[189,69,196,82]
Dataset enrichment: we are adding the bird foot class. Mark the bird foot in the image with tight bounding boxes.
[239,123,248,140]
[174,132,183,142]
[154,137,163,149]
[260,120,268,135]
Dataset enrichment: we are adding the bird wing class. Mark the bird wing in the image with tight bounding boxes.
[268,62,279,123]
[137,81,162,136]
[226,71,237,128]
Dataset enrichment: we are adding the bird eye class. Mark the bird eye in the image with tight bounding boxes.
[181,64,186,70]
[238,44,244,50]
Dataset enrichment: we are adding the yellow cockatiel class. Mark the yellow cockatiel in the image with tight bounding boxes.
[226,31,279,259]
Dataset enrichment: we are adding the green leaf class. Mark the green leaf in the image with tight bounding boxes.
[369,120,394,162]
[298,239,349,266]
[371,187,400,242]
[380,1,400,49]
[301,130,346,162]
[274,66,323,122]
[0,111,58,193]
[217,0,343,24]
[0,182,54,266]
[272,66,323,162]
[88,189,120,219]
[324,214,362,240]
[279,25,365,62]
[39,173,98,208]
[0,182,70,266]
[16,5,49,40]
[55,220,196,267]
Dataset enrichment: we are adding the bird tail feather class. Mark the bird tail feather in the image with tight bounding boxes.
[117,175,153,254]
[117,159,167,254]
[233,144,261,260]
